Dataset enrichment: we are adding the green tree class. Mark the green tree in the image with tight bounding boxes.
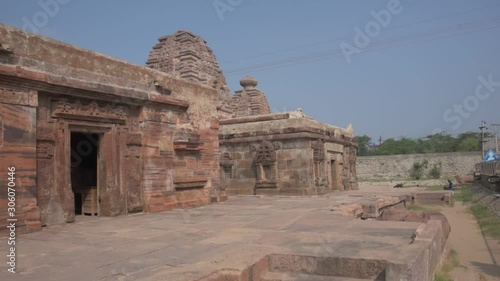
[410,159,429,180]
[357,131,480,156]
[355,135,372,156]
[456,132,480,152]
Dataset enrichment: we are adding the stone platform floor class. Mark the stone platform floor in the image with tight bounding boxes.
[0,191,443,281]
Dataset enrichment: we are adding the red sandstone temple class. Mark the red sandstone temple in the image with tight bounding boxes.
[0,26,357,233]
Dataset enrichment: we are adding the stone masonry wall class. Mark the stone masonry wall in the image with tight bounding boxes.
[222,138,315,195]
[357,152,482,181]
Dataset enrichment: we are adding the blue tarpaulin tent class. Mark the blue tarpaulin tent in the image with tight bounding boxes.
[483,149,499,162]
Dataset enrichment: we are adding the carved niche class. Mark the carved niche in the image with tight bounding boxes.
[254,140,277,165]
[312,139,326,163]
[312,139,328,187]
[220,150,234,180]
[253,140,280,189]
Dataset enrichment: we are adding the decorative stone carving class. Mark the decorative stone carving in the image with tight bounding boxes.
[254,140,277,164]
[220,150,234,180]
[51,99,128,123]
[253,140,278,189]
[220,151,234,168]
[312,139,325,163]
[315,177,329,187]
[273,142,282,150]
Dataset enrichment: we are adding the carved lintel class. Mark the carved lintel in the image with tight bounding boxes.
[51,99,128,123]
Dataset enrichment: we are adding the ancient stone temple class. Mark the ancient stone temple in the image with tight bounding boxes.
[219,77,358,195]
[146,30,358,196]
[0,25,223,233]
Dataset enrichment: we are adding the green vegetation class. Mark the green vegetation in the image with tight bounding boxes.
[470,204,500,238]
[356,132,483,156]
[455,185,500,239]
[434,249,462,281]
[410,159,428,180]
[454,185,473,203]
[407,204,441,212]
[429,161,443,179]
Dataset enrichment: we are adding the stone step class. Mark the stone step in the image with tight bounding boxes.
[260,272,380,281]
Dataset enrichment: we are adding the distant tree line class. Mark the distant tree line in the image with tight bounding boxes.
[355,132,484,156]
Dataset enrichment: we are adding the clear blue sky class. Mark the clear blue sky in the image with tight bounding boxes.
[1,0,500,140]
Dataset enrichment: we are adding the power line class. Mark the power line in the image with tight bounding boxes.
[225,17,500,74]
[221,3,500,65]
[225,17,500,76]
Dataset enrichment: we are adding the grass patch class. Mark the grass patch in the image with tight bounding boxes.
[469,204,500,238]
[408,204,441,212]
[434,249,462,281]
[454,184,473,203]
[454,184,500,238]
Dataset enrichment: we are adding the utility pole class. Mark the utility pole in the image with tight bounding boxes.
[480,121,487,158]
[491,123,500,153]
[379,136,382,146]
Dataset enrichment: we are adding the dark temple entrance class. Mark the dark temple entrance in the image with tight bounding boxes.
[70,132,100,216]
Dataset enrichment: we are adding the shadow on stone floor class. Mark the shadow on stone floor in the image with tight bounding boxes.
[470,261,500,278]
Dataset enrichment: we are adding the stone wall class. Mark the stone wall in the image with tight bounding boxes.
[220,110,358,195]
[357,152,482,181]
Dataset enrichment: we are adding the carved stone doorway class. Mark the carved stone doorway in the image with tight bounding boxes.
[70,132,100,217]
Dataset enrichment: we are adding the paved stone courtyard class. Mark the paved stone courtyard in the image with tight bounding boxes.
[0,189,450,281]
